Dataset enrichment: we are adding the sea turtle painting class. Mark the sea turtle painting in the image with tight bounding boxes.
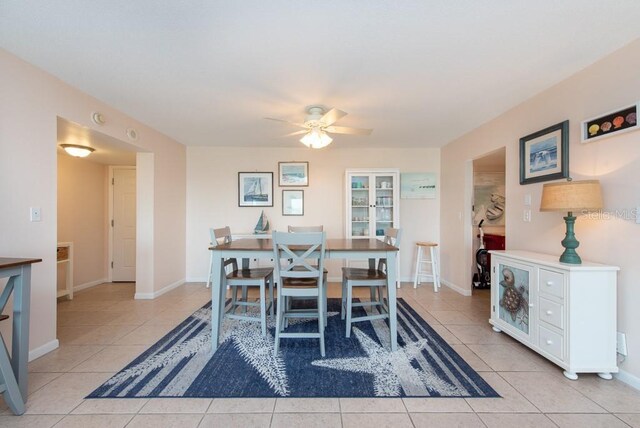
[499,267,529,325]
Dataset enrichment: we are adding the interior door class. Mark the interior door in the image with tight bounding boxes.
[112,168,136,281]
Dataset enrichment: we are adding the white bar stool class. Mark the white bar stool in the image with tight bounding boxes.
[413,242,441,292]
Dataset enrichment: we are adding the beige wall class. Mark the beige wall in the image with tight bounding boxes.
[186,147,441,282]
[0,49,186,358]
[57,154,108,288]
[441,40,640,379]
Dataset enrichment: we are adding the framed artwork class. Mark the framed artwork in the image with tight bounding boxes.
[278,161,309,187]
[519,120,569,185]
[400,172,436,199]
[282,190,304,216]
[581,102,638,143]
[238,172,273,207]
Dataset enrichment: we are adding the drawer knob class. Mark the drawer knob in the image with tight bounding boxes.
[529,303,534,308]
[546,310,553,315]
[546,281,553,286]
[546,339,553,345]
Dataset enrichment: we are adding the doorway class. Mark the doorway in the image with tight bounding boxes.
[471,147,506,290]
[110,167,137,282]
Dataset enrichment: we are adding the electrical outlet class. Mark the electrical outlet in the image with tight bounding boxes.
[617,332,628,356]
[30,207,41,222]
[523,209,531,222]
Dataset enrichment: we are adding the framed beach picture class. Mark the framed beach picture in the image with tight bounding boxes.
[278,161,309,187]
[238,172,274,207]
[282,190,304,216]
[400,172,436,199]
[519,120,569,185]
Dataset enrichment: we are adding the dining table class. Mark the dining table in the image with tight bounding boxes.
[209,238,399,352]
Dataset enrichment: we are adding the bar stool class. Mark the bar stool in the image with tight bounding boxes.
[413,242,441,292]
[0,314,25,415]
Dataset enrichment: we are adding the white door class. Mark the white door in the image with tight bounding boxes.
[112,168,136,281]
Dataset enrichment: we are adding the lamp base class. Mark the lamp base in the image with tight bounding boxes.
[559,212,582,264]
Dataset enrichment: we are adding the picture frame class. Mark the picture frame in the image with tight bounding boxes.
[400,172,437,199]
[278,161,309,187]
[238,172,274,207]
[282,190,304,216]
[581,102,638,143]
[519,120,569,185]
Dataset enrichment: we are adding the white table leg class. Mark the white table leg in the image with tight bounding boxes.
[387,251,398,351]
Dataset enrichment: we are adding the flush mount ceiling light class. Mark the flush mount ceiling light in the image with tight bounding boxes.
[60,144,95,158]
[300,128,333,149]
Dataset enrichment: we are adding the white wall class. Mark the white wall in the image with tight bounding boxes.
[57,154,108,289]
[441,40,640,381]
[0,49,186,358]
[186,147,441,282]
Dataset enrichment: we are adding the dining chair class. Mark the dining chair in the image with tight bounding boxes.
[341,228,401,338]
[272,230,327,357]
[211,227,274,335]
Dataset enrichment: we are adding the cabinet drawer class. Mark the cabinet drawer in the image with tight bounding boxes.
[539,269,564,299]
[538,297,563,330]
[538,325,564,360]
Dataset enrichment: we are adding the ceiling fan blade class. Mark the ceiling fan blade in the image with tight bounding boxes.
[324,125,373,136]
[282,130,309,137]
[264,117,307,128]
[320,108,347,126]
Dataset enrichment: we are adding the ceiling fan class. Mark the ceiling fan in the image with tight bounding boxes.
[265,105,373,149]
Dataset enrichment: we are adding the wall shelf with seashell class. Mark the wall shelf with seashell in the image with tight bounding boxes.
[581,102,639,143]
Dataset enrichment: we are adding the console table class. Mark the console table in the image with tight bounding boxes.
[0,257,41,414]
[489,250,619,380]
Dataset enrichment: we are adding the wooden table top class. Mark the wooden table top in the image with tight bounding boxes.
[210,238,398,252]
[0,258,42,270]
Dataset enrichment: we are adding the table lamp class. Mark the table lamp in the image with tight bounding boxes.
[540,179,603,264]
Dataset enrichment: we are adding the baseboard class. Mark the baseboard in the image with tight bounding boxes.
[615,368,640,391]
[135,278,185,300]
[74,278,108,292]
[440,278,472,296]
[29,339,59,362]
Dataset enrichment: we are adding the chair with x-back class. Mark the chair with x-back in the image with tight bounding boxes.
[210,226,274,336]
[272,230,327,357]
[341,227,401,338]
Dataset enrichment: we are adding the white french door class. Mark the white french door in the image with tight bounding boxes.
[111,167,136,281]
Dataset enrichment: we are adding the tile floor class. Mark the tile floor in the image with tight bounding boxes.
[1,282,639,427]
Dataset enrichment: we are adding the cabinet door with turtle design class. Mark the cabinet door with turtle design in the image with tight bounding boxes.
[491,259,536,343]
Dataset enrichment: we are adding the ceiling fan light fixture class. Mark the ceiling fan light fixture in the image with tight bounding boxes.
[300,128,333,149]
[60,144,95,158]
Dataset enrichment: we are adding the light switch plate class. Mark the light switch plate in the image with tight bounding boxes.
[30,207,41,222]
[524,193,532,206]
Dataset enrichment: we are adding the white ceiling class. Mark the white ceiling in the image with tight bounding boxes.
[3,1,640,149]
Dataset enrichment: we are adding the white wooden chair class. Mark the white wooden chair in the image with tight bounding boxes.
[272,231,327,357]
[211,227,274,336]
[341,228,401,338]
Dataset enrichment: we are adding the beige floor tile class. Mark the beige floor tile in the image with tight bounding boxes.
[70,345,147,372]
[500,372,606,413]
[70,398,148,414]
[207,398,275,413]
[29,345,104,373]
[24,372,113,415]
[0,415,63,428]
[54,414,133,428]
[27,372,63,395]
[198,413,272,428]
[274,398,340,413]
[546,413,631,427]
[413,300,457,312]
[57,300,120,312]
[429,310,476,325]
[112,324,175,345]
[467,344,550,371]
[339,398,406,413]
[107,311,158,325]
[478,413,557,427]
[66,324,139,346]
[342,412,413,428]
[56,326,101,345]
[448,344,492,372]
[430,325,462,345]
[410,412,486,427]
[125,413,203,428]
[140,398,212,413]
[445,325,516,345]
[563,375,640,413]
[617,413,640,427]
[402,397,473,413]
[57,311,120,326]
[143,310,195,326]
[270,412,341,428]
[464,373,538,413]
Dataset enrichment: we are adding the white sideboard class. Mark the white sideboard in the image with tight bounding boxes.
[489,250,619,380]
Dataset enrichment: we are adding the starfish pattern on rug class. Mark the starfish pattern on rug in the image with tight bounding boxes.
[311,327,458,396]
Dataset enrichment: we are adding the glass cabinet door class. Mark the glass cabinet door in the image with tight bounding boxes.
[350,175,370,237]
[374,175,394,237]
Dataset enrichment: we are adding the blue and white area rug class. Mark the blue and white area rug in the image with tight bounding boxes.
[88,298,498,398]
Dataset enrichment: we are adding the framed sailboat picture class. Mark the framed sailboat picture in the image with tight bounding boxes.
[238,172,274,207]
